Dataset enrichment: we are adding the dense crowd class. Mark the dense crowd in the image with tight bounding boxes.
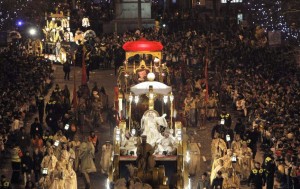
[77,22,300,188]
[0,12,300,189]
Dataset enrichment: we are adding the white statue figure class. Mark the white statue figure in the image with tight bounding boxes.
[141,111,164,147]
[156,129,176,155]
[121,132,138,156]
[154,113,168,128]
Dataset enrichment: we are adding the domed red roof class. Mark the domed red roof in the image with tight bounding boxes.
[122,38,163,52]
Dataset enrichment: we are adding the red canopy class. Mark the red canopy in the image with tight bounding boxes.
[122,38,163,52]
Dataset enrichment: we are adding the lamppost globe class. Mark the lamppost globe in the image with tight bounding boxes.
[29,28,37,36]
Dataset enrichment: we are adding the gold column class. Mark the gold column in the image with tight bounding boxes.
[148,85,154,110]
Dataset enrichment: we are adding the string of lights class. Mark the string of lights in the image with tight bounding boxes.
[245,0,288,32]
[245,0,299,44]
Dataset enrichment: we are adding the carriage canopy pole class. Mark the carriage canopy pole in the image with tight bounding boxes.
[170,92,174,130]
[128,93,133,131]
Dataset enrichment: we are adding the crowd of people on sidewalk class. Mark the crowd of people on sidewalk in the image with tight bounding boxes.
[197,25,300,189]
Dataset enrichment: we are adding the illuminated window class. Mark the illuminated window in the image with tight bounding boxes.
[221,0,243,3]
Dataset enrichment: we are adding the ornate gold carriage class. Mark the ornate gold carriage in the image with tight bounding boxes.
[109,39,190,189]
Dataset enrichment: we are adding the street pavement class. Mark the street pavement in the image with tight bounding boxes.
[0,64,265,189]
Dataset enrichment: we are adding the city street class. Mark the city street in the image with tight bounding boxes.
[0,64,264,189]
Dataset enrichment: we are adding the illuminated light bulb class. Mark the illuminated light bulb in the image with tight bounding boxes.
[134,95,139,104]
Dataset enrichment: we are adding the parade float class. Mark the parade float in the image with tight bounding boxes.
[42,8,95,63]
[107,39,191,189]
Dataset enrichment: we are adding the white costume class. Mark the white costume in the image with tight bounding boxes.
[64,164,77,189]
[156,134,175,155]
[49,166,65,189]
[82,17,90,27]
[41,154,58,173]
[188,142,200,176]
[59,149,70,166]
[121,136,138,156]
[154,114,168,128]
[141,111,162,146]
[78,142,96,173]
[100,143,113,174]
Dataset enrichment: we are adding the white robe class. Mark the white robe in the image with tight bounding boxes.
[79,142,96,173]
[122,137,138,155]
[157,136,175,154]
[49,169,64,189]
[41,155,58,173]
[188,142,200,176]
[100,144,112,174]
[141,115,161,146]
[64,168,77,189]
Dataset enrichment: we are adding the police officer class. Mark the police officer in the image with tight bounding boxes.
[248,162,266,189]
[219,106,231,129]
[262,151,276,189]
[45,96,56,115]
[0,175,11,189]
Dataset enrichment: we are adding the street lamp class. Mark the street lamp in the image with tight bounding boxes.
[163,95,168,104]
[134,95,139,104]
[29,28,37,36]
[129,93,133,103]
[162,95,168,115]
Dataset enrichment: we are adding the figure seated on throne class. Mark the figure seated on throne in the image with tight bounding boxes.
[155,129,176,155]
[120,131,139,156]
[141,110,167,147]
